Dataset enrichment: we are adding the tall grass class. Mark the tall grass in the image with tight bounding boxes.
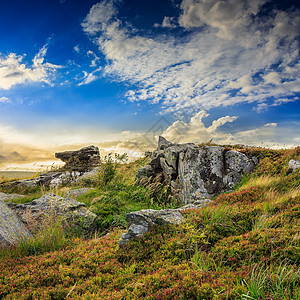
[242,262,300,300]
[0,217,69,258]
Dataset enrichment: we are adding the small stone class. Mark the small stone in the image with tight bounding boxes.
[288,159,300,173]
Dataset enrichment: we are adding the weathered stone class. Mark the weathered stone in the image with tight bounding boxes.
[66,188,95,199]
[223,150,255,188]
[0,200,33,248]
[176,199,211,212]
[0,192,25,202]
[157,136,173,150]
[55,145,100,172]
[1,171,63,190]
[136,140,257,204]
[119,208,184,247]
[178,145,225,203]
[8,193,97,235]
[288,159,300,173]
[136,165,154,184]
[149,150,165,174]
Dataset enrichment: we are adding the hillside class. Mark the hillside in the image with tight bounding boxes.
[0,145,299,299]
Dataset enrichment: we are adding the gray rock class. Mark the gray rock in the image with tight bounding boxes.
[157,136,173,150]
[0,200,33,247]
[8,193,97,235]
[136,140,257,204]
[176,199,211,212]
[55,145,100,172]
[136,165,154,184]
[288,159,300,173]
[178,146,225,203]
[0,192,25,202]
[119,208,183,247]
[66,188,95,199]
[223,150,255,188]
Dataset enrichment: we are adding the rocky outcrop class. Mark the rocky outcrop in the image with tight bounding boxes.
[137,137,258,204]
[8,193,97,235]
[55,145,100,172]
[288,159,300,173]
[119,199,210,247]
[119,208,184,247]
[1,146,101,190]
[0,200,33,248]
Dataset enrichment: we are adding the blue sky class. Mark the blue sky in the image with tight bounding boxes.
[0,0,299,169]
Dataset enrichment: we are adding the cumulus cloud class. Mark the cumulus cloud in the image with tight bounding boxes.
[0,44,61,90]
[81,0,300,113]
[161,111,299,148]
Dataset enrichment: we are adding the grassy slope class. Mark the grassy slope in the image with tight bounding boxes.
[0,147,299,299]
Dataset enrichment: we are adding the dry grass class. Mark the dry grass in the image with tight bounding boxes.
[237,175,282,190]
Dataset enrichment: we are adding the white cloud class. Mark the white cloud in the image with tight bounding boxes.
[162,16,177,28]
[74,45,80,53]
[0,44,61,90]
[0,97,11,103]
[82,0,300,113]
[161,111,299,148]
[78,68,101,86]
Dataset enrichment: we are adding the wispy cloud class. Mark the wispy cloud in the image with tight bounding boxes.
[0,97,11,103]
[82,0,300,113]
[0,43,61,90]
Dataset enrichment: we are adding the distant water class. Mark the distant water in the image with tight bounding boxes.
[0,171,38,180]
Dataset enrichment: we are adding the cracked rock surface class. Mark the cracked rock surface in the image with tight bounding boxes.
[136,137,258,204]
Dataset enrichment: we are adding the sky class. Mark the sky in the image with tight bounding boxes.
[0,0,299,170]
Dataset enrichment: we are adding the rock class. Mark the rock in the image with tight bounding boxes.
[0,200,33,248]
[176,199,211,212]
[55,145,100,172]
[0,192,25,202]
[178,145,225,203]
[223,150,255,188]
[66,188,95,199]
[1,171,64,190]
[145,151,152,158]
[288,159,300,173]
[157,136,173,150]
[136,165,154,184]
[119,208,184,247]
[8,193,97,235]
[137,140,257,204]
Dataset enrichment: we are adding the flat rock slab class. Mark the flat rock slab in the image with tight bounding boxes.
[0,200,33,248]
[0,193,25,202]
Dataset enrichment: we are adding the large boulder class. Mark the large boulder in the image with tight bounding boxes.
[119,208,184,247]
[178,145,225,202]
[8,193,97,235]
[0,200,33,248]
[137,137,258,204]
[55,145,100,172]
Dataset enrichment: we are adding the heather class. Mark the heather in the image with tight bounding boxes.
[0,146,299,299]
